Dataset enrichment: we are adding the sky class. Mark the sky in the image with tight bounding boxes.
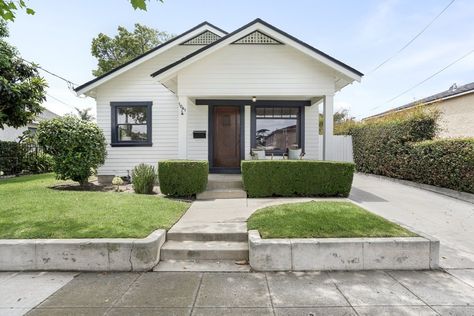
[5,0,474,119]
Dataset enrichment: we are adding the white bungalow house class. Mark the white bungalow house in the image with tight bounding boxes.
[75,19,363,182]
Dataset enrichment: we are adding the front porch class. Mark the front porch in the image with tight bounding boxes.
[176,96,337,173]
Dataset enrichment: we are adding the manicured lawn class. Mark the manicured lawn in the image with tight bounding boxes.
[247,201,417,238]
[0,174,189,239]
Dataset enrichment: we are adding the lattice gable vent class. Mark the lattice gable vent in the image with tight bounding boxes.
[181,31,221,45]
[233,31,282,44]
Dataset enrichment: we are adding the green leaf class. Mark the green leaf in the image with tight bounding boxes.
[130,0,147,10]
[25,8,35,15]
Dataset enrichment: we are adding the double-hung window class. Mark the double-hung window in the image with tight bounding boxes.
[111,102,152,146]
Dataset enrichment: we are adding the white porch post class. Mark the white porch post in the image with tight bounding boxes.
[177,96,188,159]
[323,94,334,161]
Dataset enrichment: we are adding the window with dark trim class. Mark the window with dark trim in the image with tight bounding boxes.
[252,106,303,155]
[111,102,152,147]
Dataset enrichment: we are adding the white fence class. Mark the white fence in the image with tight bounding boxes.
[318,135,353,162]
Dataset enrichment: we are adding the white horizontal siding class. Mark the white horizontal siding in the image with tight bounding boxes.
[94,46,200,176]
[187,102,208,160]
[177,45,336,97]
[304,104,319,159]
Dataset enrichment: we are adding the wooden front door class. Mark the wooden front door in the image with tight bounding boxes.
[213,106,241,168]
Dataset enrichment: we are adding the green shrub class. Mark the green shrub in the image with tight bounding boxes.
[409,139,474,193]
[158,160,208,197]
[24,152,54,173]
[132,163,157,194]
[241,160,355,198]
[37,115,107,186]
[349,110,474,193]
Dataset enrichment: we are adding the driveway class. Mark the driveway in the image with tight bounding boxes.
[350,173,474,269]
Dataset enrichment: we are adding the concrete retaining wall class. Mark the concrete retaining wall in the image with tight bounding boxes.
[0,230,166,272]
[248,230,439,271]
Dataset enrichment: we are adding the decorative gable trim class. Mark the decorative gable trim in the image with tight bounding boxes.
[232,30,282,45]
[181,30,221,45]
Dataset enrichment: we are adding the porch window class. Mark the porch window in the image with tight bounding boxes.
[110,102,152,146]
[254,107,302,155]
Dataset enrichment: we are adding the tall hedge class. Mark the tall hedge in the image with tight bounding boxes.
[409,139,474,193]
[158,160,208,197]
[350,111,474,193]
[241,160,355,198]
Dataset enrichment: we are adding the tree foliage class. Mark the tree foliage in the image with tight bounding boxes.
[0,0,162,22]
[130,0,164,11]
[319,108,356,135]
[75,107,94,121]
[91,23,173,76]
[0,21,47,129]
[37,116,107,186]
[0,0,34,21]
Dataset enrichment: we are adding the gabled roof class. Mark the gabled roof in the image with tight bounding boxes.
[151,18,363,80]
[74,22,227,95]
[366,82,474,119]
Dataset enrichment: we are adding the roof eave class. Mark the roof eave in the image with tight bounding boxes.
[74,22,227,96]
[151,18,363,82]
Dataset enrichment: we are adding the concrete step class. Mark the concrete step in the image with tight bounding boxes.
[161,240,249,260]
[196,189,247,200]
[207,180,243,190]
[168,222,248,242]
[154,260,250,272]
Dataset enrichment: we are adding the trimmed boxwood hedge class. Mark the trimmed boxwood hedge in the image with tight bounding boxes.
[241,160,355,198]
[350,111,474,193]
[158,160,208,197]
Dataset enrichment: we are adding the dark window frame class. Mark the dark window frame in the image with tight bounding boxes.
[110,101,152,147]
[251,104,305,156]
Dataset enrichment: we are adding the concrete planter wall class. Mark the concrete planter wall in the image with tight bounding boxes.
[0,230,166,272]
[248,230,439,271]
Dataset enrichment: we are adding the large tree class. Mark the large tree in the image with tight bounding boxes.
[91,23,173,76]
[0,21,47,129]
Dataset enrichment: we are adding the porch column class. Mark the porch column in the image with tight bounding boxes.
[323,94,334,161]
[177,96,188,159]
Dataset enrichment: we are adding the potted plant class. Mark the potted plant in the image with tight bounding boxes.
[251,148,266,160]
[288,146,302,160]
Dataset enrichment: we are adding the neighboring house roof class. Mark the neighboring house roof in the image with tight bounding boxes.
[365,82,474,120]
[151,18,363,82]
[32,108,60,124]
[74,22,228,95]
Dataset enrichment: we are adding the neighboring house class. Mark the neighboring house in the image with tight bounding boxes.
[365,82,474,138]
[0,108,60,142]
[74,18,363,182]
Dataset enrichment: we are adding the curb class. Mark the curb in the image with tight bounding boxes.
[0,229,166,272]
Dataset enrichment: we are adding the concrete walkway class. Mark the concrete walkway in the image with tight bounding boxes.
[22,270,474,315]
[350,174,474,269]
[0,272,75,316]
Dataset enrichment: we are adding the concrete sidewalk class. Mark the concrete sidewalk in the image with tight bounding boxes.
[350,173,474,269]
[0,272,75,316]
[22,270,474,315]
